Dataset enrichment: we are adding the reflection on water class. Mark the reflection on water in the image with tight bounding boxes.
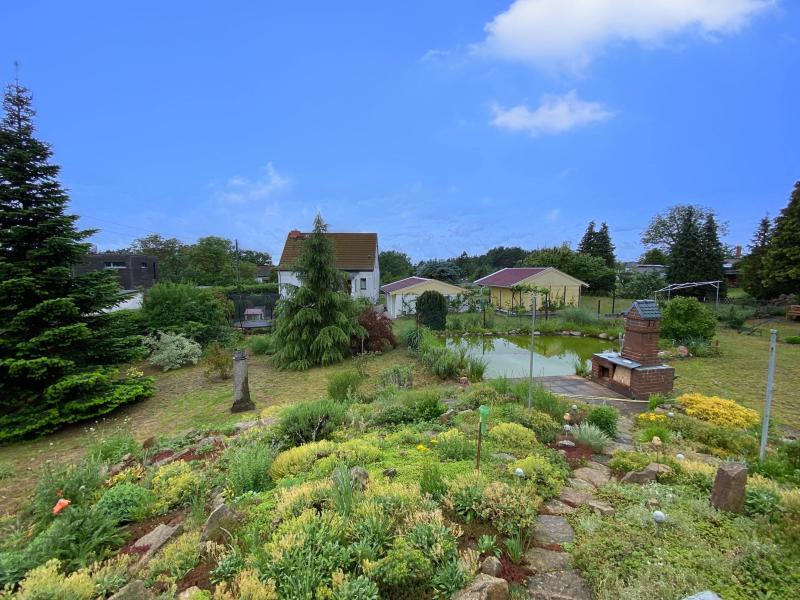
[444,335,617,378]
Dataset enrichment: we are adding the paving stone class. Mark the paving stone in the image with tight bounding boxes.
[541,499,576,516]
[568,477,597,493]
[524,548,572,574]
[132,523,181,571]
[572,465,609,488]
[533,515,575,549]
[586,499,615,516]
[559,487,593,508]
[527,569,592,600]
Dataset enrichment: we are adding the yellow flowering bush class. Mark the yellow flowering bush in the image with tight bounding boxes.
[273,480,332,522]
[270,440,336,479]
[146,531,203,586]
[10,560,95,599]
[637,411,667,424]
[508,454,566,499]
[150,461,202,514]
[678,393,759,428]
[213,570,278,600]
[105,464,145,487]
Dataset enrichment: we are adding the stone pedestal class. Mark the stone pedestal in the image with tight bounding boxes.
[710,463,747,513]
[231,350,255,413]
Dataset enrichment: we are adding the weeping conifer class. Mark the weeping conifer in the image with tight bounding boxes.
[272,214,363,370]
[0,81,153,442]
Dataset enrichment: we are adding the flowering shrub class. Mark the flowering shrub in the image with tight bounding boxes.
[142,331,202,372]
[270,441,337,479]
[150,461,202,514]
[678,393,759,428]
[486,422,538,457]
[10,559,96,599]
[434,429,474,461]
[638,411,668,424]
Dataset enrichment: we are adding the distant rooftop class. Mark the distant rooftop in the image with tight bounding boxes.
[474,267,548,288]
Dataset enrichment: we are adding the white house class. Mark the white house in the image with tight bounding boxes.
[277,230,380,302]
[381,276,467,319]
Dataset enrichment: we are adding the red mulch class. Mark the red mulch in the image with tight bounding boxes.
[149,449,176,464]
[550,436,595,468]
[500,554,532,583]
[178,557,214,592]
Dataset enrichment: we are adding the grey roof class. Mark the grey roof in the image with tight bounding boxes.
[624,299,661,320]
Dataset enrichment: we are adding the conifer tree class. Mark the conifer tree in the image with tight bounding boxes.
[577,221,597,256]
[666,207,705,288]
[762,182,800,296]
[578,221,616,268]
[272,214,363,370]
[700,214,726,296]
[0,81,153,442]
[740,215,774,300]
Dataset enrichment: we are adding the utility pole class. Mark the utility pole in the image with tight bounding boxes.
[235,239,243,331]
[527,292,537,409]
[759,329,778,461]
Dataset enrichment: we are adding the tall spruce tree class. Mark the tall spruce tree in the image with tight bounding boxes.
[0,81,153,442]
[577,221,597,256]
[666,207,705,288]
[578,221,616,268]
[700,214,726,296]
[740,216,774,300]
[272,214,363,370]
[762,182,800,296]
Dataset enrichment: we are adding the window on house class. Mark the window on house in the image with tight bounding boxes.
[360,278,367,290]
[103,261,126,269]
[141,262,148,268]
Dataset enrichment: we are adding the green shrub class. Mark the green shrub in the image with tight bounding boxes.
[327,370,364,402]
[224,442,276,495]
[638,424,671,444]
[248,334,275,355]
[497,404,560,444]
[277,398,347,445]
[401,326,425,350]
[378,365,413,389]
[420,462,446,500]
[417,291,448,331]
[466,356,488,382]
[87,426,139,464]
[434,429,475,461]
[608,450,651,474]
[477,534,500,557]
[431,559,469,599]
[202,341,233,379]
[405,389,447,421]
[145,531,203,586]
[509,454,566,499]
[559,307,599,326]
[487,422,538,457]
[418,344,460,379]
[587,405,619,437]
[142,331,202,371]
[94,483,153,523]
[744,488,783,519]
[784,335,800,345]
[571,422,610,452]
[649,393,670,410]
[142,282,230,345]
[150,461,203,514]
[661,297,716,343]
[29,460,106,528]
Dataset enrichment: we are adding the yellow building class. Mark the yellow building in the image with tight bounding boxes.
[381,277,467,319]
[475,267,588,312]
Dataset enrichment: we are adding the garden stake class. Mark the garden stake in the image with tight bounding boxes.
[759,329,777,462]
[476,405,490,472]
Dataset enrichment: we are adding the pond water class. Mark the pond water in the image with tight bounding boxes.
[444,335,618,378]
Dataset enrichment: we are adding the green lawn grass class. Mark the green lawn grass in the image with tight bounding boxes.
[671,319,800,432]
[0,348,435,514]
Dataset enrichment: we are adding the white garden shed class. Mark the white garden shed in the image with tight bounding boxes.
[381,277,467,319]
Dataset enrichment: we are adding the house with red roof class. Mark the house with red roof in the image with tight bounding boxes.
[474,267,588,312]
[380,276,467,319]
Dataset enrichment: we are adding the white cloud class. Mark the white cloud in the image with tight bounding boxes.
[490,90,613,136]
[217,162,289,204]
[479,0,773,69]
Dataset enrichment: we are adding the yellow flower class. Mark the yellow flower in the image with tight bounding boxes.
[430,439,438,445]
[678,393,758,428]
[416,444,429,452]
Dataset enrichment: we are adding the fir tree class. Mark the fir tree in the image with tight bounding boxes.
[762,182,800,296]
[577,221,597,256]
[578,221,616,268]
[272,214,363,370]
[740,216,774,300]
[0,81,153,442]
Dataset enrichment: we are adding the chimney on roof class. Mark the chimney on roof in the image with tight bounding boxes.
[735,245,742,258]
[288,230,301,239]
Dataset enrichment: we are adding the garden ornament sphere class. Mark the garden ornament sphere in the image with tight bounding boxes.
[675,453,685,461]
[651,436,663,448]
[563,424,572,432]
[571,404,578,412]
[514,468,525,478]
[667,411,675,418]
[652,510,667,524]
[563,413,572,422]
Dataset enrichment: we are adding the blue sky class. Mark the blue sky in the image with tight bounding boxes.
[1,0,797,262]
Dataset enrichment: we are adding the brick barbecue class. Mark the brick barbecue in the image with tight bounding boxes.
[591,300,674,400]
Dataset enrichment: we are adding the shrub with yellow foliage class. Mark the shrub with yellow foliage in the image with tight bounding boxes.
[678,393,759,428]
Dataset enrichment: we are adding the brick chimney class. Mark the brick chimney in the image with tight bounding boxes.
[288,229,302,239]
[735,245,742,258]
[621,300,662,366]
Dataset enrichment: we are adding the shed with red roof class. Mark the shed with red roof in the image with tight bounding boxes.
[474,267,588,312]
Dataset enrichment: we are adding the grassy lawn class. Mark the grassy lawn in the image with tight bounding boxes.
[671,319,800,432]
[580,295,636,315]
[0,348,435,514]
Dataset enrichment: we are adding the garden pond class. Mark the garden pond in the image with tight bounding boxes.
[443,334,617,378]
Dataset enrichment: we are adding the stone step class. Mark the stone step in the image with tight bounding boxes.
[559,487,593,508]
[532,515,575,550]
[524,548,572,574]
[541,499,576,516]
[527,569,592,600]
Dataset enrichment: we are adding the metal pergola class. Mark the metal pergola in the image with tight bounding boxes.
[653,280,723,310]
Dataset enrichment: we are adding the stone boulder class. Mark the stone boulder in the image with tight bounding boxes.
[200,504,239,543]
[710,463,747,513]
[453,574,509,600]
[177,587,203,599]
[479,555,503,577]
[109,581,152,600]
[131,523,181,571]
[439,408,457,424]
[620,463,672,485]
[349,466,369,490]
[572,462,610,488]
